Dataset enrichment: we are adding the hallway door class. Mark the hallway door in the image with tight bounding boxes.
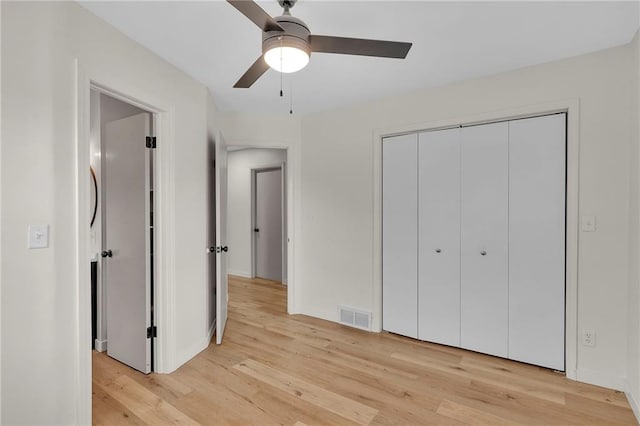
[254,168,283,282]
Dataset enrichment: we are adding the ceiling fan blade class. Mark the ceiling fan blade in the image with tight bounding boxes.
[227,0,284,32]
[309,35,412,59]
[234,56,270,88]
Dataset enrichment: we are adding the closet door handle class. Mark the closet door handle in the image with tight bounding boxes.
[480,250,487,256]
[435,249,441,253]
[101,249,113,258]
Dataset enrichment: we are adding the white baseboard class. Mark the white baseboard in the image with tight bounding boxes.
[174,320,216,369]
[625,380,640,423]
[228,270,251,278]
[94,339,107,352]
[575,368,625,391]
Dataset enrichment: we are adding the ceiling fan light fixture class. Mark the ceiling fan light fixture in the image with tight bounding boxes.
[264,45,309,73]
[228,0,412,88]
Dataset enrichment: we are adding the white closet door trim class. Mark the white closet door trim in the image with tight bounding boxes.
[372,99,580,381]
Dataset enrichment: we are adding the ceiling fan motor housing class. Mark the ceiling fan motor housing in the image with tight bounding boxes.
[262,14,311,58]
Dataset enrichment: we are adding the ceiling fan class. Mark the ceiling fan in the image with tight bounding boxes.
[227,0,413,88]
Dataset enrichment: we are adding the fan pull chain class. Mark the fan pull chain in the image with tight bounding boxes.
[289,76,294,115]
[279,38,284,97]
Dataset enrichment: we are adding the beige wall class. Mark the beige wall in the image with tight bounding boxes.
[299,41,635,390]
[1,2,213,423]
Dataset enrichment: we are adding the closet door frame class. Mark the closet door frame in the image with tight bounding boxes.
[372,99,580,381]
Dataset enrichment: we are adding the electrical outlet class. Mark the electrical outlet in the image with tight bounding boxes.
[582,330,596,347]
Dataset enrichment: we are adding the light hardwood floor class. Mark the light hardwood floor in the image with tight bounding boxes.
[93,275,637,425]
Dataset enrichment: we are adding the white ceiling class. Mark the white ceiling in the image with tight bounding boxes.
[79,1,639,115]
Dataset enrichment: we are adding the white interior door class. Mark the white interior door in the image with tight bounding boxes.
[418,128,461,346]
[382,134,418,339]
[215,131,229,344]
[460,122,509,358]
[508,114,566,370]
[255,168,283,282]
[104,113,151,373]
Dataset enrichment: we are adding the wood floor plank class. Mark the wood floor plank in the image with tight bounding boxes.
[93,275,637,425]
[93,382,146,426]
[233,358,379,424]
[101,374,200,425]
[391,351,567,405]
[437,399,523,425]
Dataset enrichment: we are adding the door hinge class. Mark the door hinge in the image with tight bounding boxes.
[146,136,157,149]
[146,326,157,338]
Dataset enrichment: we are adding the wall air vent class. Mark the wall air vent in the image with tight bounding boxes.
[338,305,371,331]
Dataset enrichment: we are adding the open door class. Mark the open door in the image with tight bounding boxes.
[103,113,152,373]
[254,167,283,282]
[215,131,229,344]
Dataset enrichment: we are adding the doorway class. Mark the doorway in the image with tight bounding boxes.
[226,148,288,286]
[253,167,285,282]
[89,89,156,374]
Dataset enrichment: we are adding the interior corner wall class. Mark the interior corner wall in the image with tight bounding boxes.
[1,2,212,423]
[299,41,636,391]
[227,148,287,278]
[627,29,640,419]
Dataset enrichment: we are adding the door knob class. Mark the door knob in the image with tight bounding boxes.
[222,246,228,252]
[254,228,260,232]
[207,246,215,253]
[435,249,442,253]
[101,249,113,258]
[480,250,487,256]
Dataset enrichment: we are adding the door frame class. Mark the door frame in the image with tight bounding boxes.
[372,99,580,381]
[75,60,177,422]
[225,143,296,313]
[250,164,287,283]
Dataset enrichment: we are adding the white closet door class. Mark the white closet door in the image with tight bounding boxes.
[418,128,461,346]
[460,122,509,358]
[382,134,418,338]
[509,114,566,370]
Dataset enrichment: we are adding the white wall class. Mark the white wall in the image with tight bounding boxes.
[627,30,640,418]
[227,148,286,278]
[299,41,636,390]
[1,2,214,424]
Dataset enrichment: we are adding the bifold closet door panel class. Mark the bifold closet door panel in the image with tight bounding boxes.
[382,134,418,338]
[460,122,509,358]
[418,128,461,346]
[509,114,566,370]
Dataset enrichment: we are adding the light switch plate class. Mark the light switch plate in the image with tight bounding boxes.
[581,215,596,232]
[27,224,49,249]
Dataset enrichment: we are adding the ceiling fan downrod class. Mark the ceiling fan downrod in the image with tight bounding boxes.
[278,0,297,15]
